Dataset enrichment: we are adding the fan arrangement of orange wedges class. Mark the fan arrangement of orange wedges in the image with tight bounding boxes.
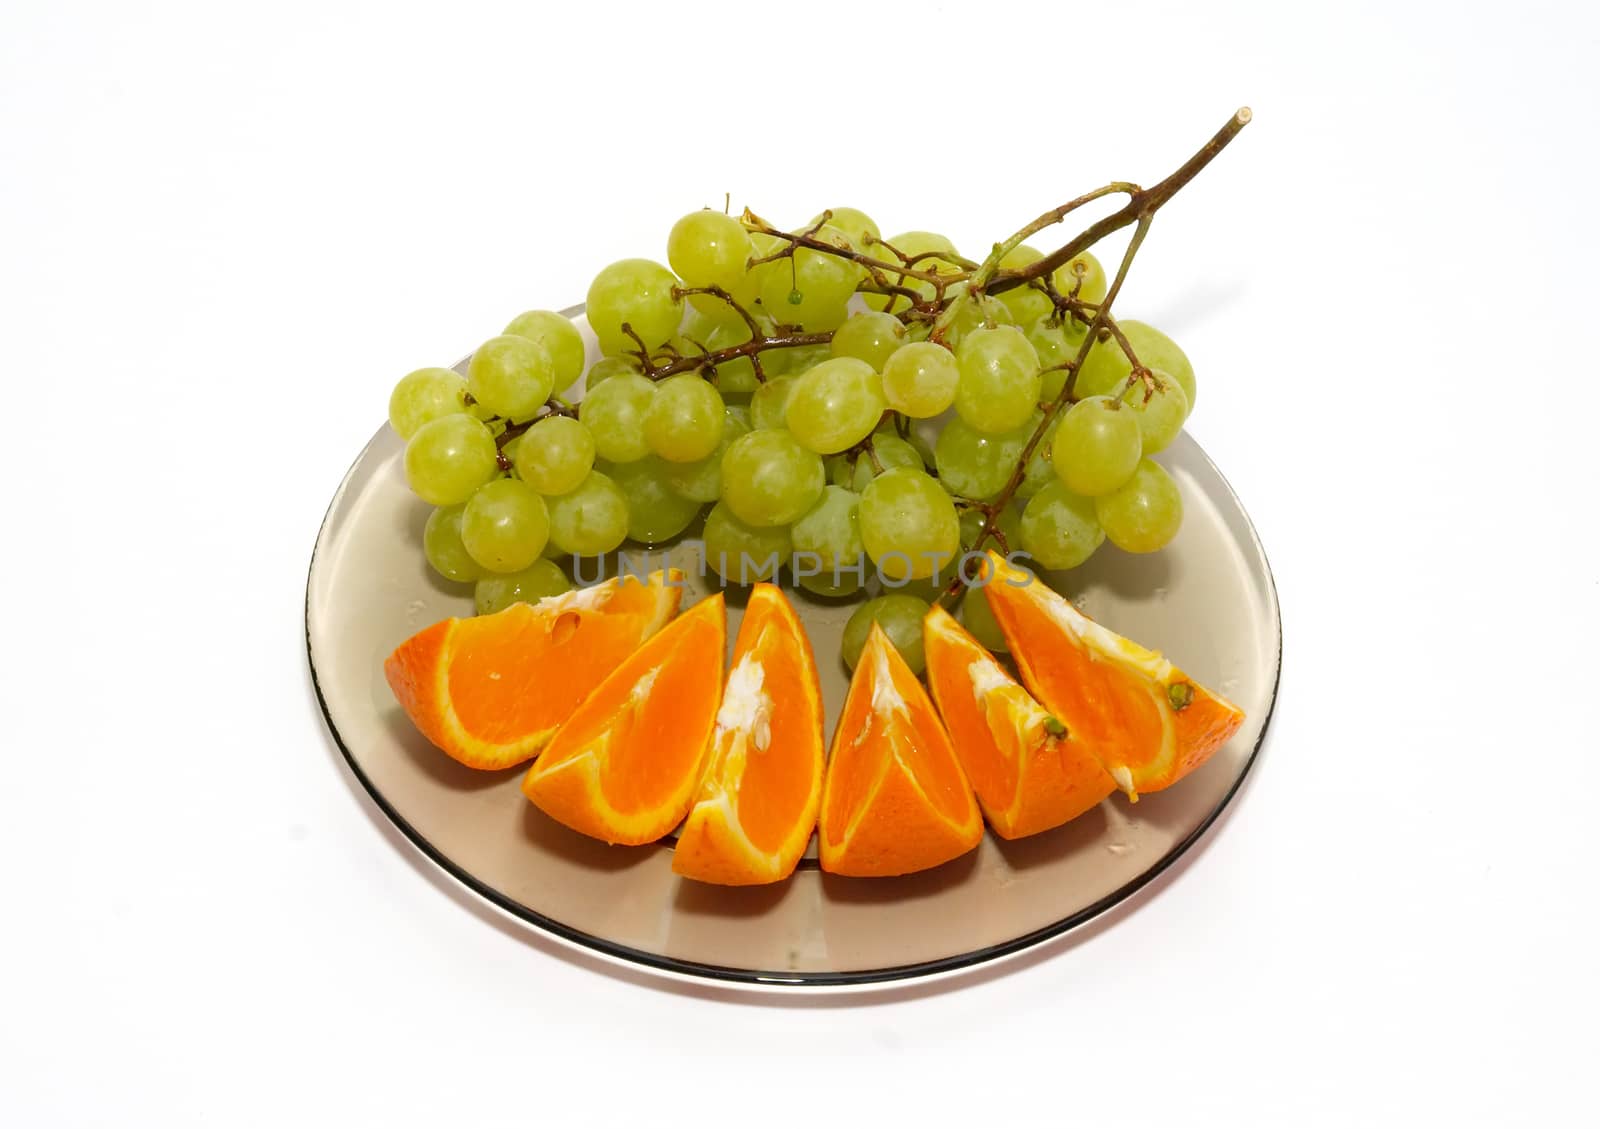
[383,551,1244,883]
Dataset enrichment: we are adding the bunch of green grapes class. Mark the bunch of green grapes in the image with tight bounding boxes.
[385,203,1200,669]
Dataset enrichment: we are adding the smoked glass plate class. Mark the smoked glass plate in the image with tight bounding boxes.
[306,309,1280,987]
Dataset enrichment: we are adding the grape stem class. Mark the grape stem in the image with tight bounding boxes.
[477,107,1253,572]
[743,212,954,286]
[742,212,955,319]
[1099,315,1148,376]
[492,399,578,465]
[986,107,1254,297]
[937,107,1252,602]
[609,287,834,385]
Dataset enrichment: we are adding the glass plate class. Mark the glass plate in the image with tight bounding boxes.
[306,309,1280,987]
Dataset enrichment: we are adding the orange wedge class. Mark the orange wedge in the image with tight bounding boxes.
[980,550,1244,799]
[819,623,982,877]
[923,603,1115,838]
[384,570,683,770]
[521,594,727,845]
[672,584,825,886]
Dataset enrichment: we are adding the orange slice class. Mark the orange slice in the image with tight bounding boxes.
[923,603,1115,838]
[819,622,982,877]
[521,594,727,845]
[980,550,1244,799]
[384,570,683,770]
[672,584,825,886]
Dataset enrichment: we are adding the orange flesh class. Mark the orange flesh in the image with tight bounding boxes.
[924,604,1115,837]
[820,675,877,847]
[981,551,1244,794]
[928,657,1020,807]
[822,632,970,847]
[536,596,725,814]
[891,655,974,826]
[986,575,1172,787]
[1009,622,1168,756]
[722,593,822,854]
[444,580,674,744]
[1171,687,1247,782]
[384,573,681,770]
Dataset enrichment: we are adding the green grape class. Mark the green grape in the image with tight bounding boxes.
[1120,320,1196,413]
[423,504,483,583]
[586,259,683,355]
[609,456,703,544]
[749,373,798,430]
[1095,458,1183,553]
[956,507,982,548]
[784,358,886,454]
[461,478,550,573]
[886,230,958,262]
[1027,317,1089,402]
[935,415,1036,500]
[763,342,832,377]
[1052,395,1143,496]
[1073,332,1134,399]
[474,560,572,615]
[954,325,1041,434]
[578,371,656,463]
[719,428,826,526]
[1050,250,1108,305]
[389,367,468,439]
[545,470,630,556]
[643,373,724,463]
[667,209,754,295]
[866,231,961,313]
[858,467,960,582]
[702,501,792,585]
[880,341,960,418]
[831,311,905,369]
[503,310,586,393]
[847,434,924,491]
[583,356,640,391]
[995,245,1053,326]
[826,454,852,487]
[943,283,1015,348]
[791,485,865,597]
[678,303,729,344]
[1016,415,1059,500]
[1117,370,1189,453]
[702,317,760,401]
[810,206,880,246]
[467,335,555,421]
[958,502,1023,553]
[758,227,861,332]
[960,586,1008,653]
[663,405,751,502]
[840,594,930,674]
[1019,480,1104,570]
[512,415,595,496]
[907,428,938,471]
[404,415,500,506]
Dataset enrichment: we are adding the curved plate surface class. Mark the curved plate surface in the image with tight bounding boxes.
[307,312,1280,987]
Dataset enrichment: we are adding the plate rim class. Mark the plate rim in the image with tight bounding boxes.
[305,322,1282,988]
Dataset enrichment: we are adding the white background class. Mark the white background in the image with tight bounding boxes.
[3,1,1597,1124]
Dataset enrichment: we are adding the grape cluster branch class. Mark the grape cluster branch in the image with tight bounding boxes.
[940,107,1253,598]
[479,108,1252,567]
